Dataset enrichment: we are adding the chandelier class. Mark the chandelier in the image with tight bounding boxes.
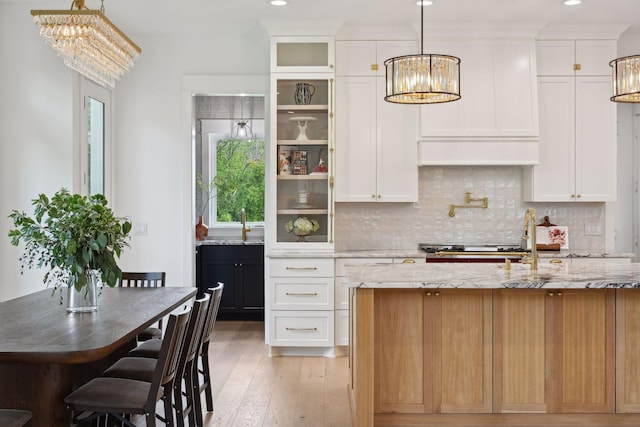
[384,2,461,104]
[610,55,640,103]
[31,0,141,88]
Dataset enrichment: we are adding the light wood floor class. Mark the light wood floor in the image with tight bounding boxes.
[201,321,352,427]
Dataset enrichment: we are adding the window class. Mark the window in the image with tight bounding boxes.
[205,136,265,224]
[196,95,265,227]
[76,77,111,198]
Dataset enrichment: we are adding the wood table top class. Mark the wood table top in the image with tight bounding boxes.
[0,286,196,364]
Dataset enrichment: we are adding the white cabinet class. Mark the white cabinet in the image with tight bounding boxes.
[270,36,335,73]
[536,40,615,76]
[335,40,418,202]
[268,257,335,350]
[523,40,616,202]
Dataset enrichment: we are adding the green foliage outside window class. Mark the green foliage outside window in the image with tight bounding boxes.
[215,138,265,223]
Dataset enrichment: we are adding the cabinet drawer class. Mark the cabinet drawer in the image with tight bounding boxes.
[335,258,392,277]
[270,310,334,347]
[271,278,334,310]
[270,258,334,277]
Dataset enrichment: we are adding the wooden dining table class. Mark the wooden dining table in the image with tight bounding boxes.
[0,286,196,427]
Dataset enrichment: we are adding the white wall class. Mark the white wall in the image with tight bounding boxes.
[0,3,270,299]
[110,31,270,287]
[0,3,75,301]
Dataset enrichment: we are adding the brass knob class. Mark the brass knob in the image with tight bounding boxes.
[426,292,432,296]
[435,292,440,296]
[557,291,563,296]
[548,292,554,296]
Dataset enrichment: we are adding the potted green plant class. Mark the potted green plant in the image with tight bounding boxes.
[8,188,131,312]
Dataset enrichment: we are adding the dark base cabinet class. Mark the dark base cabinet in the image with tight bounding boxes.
[196,244,265,321]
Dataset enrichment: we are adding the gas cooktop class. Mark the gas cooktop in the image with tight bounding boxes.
[418,243,525,253]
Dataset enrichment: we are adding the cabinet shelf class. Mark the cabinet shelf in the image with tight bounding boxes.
[277,209,328,215]
[277,139,328,146]
[278,104,328,112]
[277,174,328,180]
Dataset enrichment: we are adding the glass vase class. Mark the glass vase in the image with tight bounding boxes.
[67,271,99,313]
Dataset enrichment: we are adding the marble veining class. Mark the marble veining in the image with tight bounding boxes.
[345,262,640,289]
[197,239,264,246]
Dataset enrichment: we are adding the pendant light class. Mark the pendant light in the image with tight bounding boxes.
[31,0,141,88]
[231,97,254,140]
[610,55,640,103]
[384,1,461,104]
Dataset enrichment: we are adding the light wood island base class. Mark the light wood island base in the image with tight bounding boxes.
[349,287,640,427]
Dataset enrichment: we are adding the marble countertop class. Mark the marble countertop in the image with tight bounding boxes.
[197,239,264,246]
[345,261,640,289]
[335,249,634,259]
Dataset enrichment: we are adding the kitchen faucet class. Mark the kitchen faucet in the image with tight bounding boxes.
[241,208,251,241]
[521,207,538,271]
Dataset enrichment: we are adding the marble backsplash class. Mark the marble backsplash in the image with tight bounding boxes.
[334,166,605,252]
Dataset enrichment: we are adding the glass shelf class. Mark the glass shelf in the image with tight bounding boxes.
[274,77,332,244]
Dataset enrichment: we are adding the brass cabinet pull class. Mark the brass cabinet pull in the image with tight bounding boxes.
[285,267,318,271]
[557,291,563,296]
[285,292,318,296]
[286,327,317,331]
[426,292,432,296]
[550,259,563,264]
[435,292,440,296]
[371,64,379,71]
[574,63,581,71]
[548,292,554,296]
[402,259,416,264]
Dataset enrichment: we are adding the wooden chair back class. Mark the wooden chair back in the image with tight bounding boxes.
[118,272,166,288]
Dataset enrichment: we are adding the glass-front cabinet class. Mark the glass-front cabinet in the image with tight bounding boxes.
[271,75,334,246]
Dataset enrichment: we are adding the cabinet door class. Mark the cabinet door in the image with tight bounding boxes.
[537,40,576,76]
[575,40,617,76]
[376,78,418,202]
[434,289,493,413]
[335,40,377,76]
[494,289,548,413]
[523,77,576,202]
[549,289,615,413]
[374,289,427,414]
[240,260,265,312]
[616,290,640,413]
[335,76,378,202]
[201,261,236,314]
[575,76,616,201]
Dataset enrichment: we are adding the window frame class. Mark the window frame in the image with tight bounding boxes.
[73,76,112,199]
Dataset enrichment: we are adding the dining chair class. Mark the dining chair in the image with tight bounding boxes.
[127,283,224,426]
[119,272,167,341]
[104,293,210,427]
[194,282,224,425]
[0,409,32,427]
[64,308,190,427]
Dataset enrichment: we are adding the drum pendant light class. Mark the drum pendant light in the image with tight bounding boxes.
[610,55,640,103]
[384,1,461,104]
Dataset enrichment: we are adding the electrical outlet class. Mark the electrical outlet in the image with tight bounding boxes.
[132,222,147,236]
[584,222,602,236]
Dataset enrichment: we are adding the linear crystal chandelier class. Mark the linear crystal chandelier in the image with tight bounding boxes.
[31,0,141,88]
[610,55,640,103]
[384,1,461,104]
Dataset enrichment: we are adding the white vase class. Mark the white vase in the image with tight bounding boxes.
[67,271,99,313]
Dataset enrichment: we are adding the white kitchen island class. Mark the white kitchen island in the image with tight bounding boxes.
[346,262,640,427]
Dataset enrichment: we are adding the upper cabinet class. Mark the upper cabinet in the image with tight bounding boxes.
[267,34,336,249]
[335,40,418,202]
[270,36,335,73]
[523,39,617,202]
[417,37,539,165]
[536,40,616,76]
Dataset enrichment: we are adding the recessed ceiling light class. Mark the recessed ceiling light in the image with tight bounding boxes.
[564,0,582,5]
[270,0,287,5]
[416,0,434,5]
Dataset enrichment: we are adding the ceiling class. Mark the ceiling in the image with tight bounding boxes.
[9,0,640,37]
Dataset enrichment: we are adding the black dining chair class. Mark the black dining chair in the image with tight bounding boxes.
[0,409,32,427]
[118,272,167,341]
[64,308,190,427]
[127,283,224,426]
[104,293,210,427]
